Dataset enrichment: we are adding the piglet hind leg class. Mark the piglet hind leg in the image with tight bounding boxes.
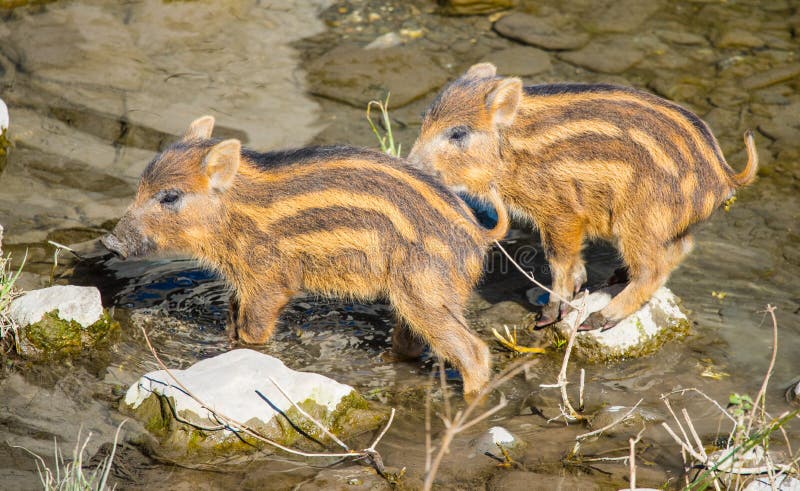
[582,235,694,331]
[390,282,490,396]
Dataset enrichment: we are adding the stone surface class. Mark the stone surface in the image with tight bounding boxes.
[306,45,449,108]
[741,63,800,90]
[9,285,103,328]
[558,37,645,73]
[0,1,329,244]
[583,0,661,34]
[715,29,765,49]
[123,349,386,460]
[493,12,591,51]
[471,426,523,458]
[786,380,800,405]
[480,46,552,77]
[552,286,690,361]
[744,475,800,491]
[438,0,517,16]
[656,29,708,46]
[365,32,402,50]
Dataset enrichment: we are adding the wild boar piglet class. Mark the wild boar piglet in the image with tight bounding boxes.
[409,63,758,330]
[102,116,510,395]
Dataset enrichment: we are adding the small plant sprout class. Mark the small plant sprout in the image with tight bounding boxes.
[366,93,401,157]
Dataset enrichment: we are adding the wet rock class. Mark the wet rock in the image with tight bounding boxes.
[714,29,766,49]
[741,63,800,90]
[8,285,118,357]
[786,380,800,406]
[493,12,591,51]
[307,45,449,108]
[558,37,645,74]
[745,475,800,491]
[122,349,387,462]
[480,46,552,76]
[438,0,517,16]
[9,285,103,328]
[583,0,661,34]
[365,32,403,50]
[656,29,708,46]
[490,471,604,490]
[588,405,662,437]
[471,426,524,459]
[550,286,690,362]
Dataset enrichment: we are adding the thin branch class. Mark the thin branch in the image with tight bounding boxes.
[493,240,580,309]
[746,305,779,436]
[267,375,350,451]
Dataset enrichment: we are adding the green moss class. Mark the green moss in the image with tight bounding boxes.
[20,309,119,358]
[545,315,691,363]
[123,388,388,463]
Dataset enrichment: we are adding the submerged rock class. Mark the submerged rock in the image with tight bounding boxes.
[122,349,387,462]
[306,45,449,108]
[558,37,645,74]
[786,380,800,406]
[493,12,591,51]
[480,46,552,77]
[471,426,524,459]
[8,285,118,357]
[549,286,690,361]
[438,0,517,16]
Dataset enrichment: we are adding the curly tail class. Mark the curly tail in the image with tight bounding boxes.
[732,129,758,187]
[482,185,510,242]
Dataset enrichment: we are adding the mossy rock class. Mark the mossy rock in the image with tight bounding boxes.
[120,349,389,464]
[122,388,387,463]
[545,286,691,362]
[17,309,119,358]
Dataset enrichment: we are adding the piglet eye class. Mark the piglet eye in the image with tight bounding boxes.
[159,190,182,205]
[448,126,469,143]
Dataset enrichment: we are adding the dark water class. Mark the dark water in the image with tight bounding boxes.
[1,0,799,489]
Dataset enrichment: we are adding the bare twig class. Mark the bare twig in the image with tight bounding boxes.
[267,375,350,451]
[492,240,580,309]
[540,292,588,423]
[423,359,531,490]
[746,305,778,437]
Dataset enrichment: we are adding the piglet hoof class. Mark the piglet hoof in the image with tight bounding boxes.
[579,312,615,331]
[536,302,561,327]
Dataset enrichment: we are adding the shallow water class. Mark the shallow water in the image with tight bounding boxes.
[1,0,799,489]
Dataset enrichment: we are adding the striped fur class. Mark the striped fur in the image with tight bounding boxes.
[102,116,510,395]
[409,63,758,330]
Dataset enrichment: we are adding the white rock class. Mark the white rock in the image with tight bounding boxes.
[365,32,403,50]
[0,98,8,132]
[125,349,356,430]
[557,286,688,359]
[9,285,104,328]
[471,425,521,458]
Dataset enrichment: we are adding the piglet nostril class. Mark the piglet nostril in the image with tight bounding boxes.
[100,234,128,259]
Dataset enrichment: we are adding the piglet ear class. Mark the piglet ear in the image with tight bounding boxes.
[183,115,215,141]
[465,62,497,80]
[204,139,240,191]
[486,78,522,128]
